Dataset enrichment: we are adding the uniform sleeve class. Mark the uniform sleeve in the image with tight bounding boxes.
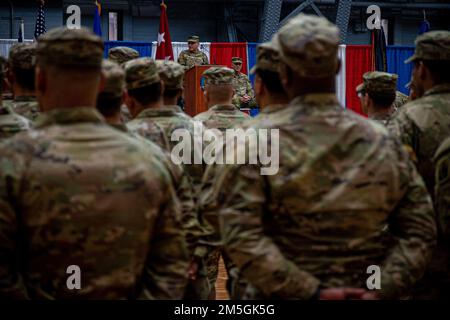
[379,142,436,299]
[200,162,320,299]
[177,51,186,67]
[0,144,29,299]
[435,151,450,240]
[139,172,190,299]
[245,77,257,108]
[387,110,418,161]
[202,52,209,65]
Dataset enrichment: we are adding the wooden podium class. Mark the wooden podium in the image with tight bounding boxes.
[183,65,220,116]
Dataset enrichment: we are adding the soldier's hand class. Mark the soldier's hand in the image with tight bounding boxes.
[187,260,199,280]
[319,288,368,300]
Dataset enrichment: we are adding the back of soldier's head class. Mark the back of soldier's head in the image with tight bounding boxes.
[124,57,162,105]
[108,47,140,66]
[202,67,235,103]
[0,56,6,95]
[251,42,285,95]
[8,43,37,91]
[363,71,397,108]
[97,60,125,117]
[155,60,184,98]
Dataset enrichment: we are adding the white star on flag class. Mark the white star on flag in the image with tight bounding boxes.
[158,32,165,46]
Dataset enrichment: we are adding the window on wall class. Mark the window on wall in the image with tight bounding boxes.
[109,12,118,41]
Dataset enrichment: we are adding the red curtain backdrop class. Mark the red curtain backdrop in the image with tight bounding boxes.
[210,42,248,74]
[345,45,374,115]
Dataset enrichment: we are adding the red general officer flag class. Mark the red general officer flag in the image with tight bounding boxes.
[155,2,174,61]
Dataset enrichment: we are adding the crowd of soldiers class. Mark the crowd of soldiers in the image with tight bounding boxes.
[0,12,449,300]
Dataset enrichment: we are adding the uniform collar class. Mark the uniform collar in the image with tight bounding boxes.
[14,95,37,102]
[209,104,239,112]
[0,105,13,115]
[34,107,105,129]
[135,105,183,119]
[424,83,450,97]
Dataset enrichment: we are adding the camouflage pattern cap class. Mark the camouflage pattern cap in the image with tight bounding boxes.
[202,67,234,86]
[8,42,36,70]
[268,13,339,77]
[250,41,280,74]
[231,57,243,64]
[124,57,160,90]
[405,30,450,63]
[101,60,125,98]
[188,35,200,43]
[108,46,140,66]
[363,71,398,96]
[36,27,103,68]
[156,60,185,90]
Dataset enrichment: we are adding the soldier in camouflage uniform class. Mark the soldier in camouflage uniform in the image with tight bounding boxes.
[230,57,256,110]
[194,67,250,130]
[0,27,189,299]
[0,55,31,139]
[178,36,209,70]
[6,43,40,121]
[200,13,436,300]
[356,71,398,126]
[107,46,139,123]
[194,66,250,299]
[388,31,450,299]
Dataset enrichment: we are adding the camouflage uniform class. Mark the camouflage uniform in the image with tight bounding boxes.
[178,36,209,70]
[393,91,409,111]
[7,43,40,121]
[357,71,398,126]
[0,57,31,139]
[0,27,189,300]
[231,57,256,109]
[200,14,436,300]
[388,30,450,299]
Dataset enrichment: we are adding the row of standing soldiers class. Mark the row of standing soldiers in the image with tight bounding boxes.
[0,12,449,299]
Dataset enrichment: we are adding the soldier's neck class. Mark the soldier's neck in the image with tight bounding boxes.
[208,100,232,108]
[137,100,164,113]
[163,96,178,106]
[368,106,393,118]
[104,112,123,125]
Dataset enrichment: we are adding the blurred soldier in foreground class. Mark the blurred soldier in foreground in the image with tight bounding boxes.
[393,90,409,111]
[107,46,139,123]
[357,71,398,126]
[0,27,189,299]
[388,30,450,299]
[200,14,435,300]
[178,36,209,69]
[6,43,40,121]
[230,57,256,110]
[194,67,250,130]
[0,55,31,139]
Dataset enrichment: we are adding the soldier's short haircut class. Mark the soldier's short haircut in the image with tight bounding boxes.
[256,69,285,95]
[96,93,122,117]
[367,92,396,108]
[11,66,35,91]
[128,82,162,105]
[420,60,450,84]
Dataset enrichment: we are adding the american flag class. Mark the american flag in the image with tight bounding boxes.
[34,1,46,39]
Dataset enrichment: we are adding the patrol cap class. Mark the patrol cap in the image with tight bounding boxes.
[108,46,140,66]
[156,60,185,90]
[250,42,280,74]
[8,42,37,70]
[124,57,161,90]
[36,27,104,69]
[268,13,340,77]
[405,31,450,63]
[187,35,200,43]
[100,60,125,98]
[231,57,243,65]
[202,67,234,86]
[363,71,398,96]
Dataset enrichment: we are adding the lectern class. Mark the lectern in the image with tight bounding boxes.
[183,65,220,116]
